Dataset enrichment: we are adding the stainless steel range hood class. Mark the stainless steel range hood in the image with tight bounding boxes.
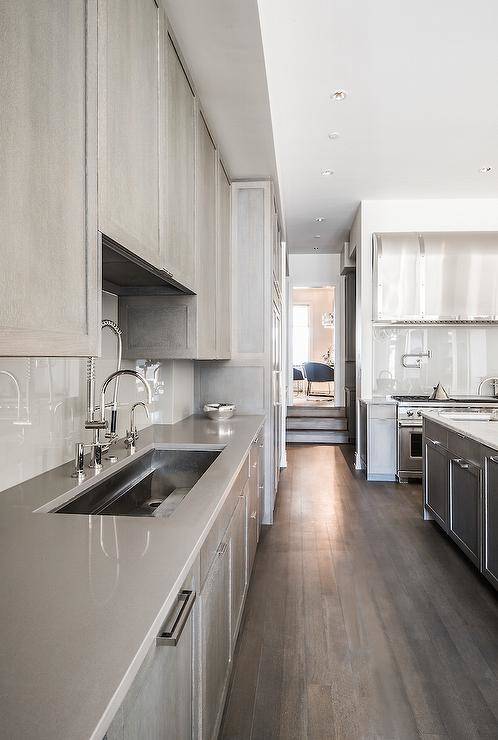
[373,231,498,324]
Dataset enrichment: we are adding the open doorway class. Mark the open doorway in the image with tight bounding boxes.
[291,286,335,407]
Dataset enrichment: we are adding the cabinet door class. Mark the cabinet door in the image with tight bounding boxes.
[247,465,259,577]
[230,493,247,648]
[216,161,232,359]
[99,0,160,267]
[161,32,195,289]
[108,589,194,740]
[424,440,449,530]
[196,110,217,358]
[449,457,481,566]
[0,0,99,357]
[200,537,230,740]
[483,455,498,588]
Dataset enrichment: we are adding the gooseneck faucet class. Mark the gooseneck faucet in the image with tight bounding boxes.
[125,402,151,453]
[73,369,152,479]
[477,376,498,396]
[86,319,123,439]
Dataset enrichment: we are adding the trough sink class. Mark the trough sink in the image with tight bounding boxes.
[55,449,220,518]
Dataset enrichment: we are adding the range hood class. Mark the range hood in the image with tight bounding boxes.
[102,235,194,296]
[373,231,498,324]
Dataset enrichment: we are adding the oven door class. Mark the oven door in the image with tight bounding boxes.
[398,423,423,477]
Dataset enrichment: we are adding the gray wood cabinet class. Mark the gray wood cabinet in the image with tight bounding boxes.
[199,537,231,740]
[161,31,196,290]
[106,581,196,740]
[196,110,218,359]
[216,161,232,359]
[247,437,262,576]
[424,437,449,530]
[449,456,481,566]
[483,453,498,589]
[98,0,160,267]
[0,0,100,357]
[230,493,247,649]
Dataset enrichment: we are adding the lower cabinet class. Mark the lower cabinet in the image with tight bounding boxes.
[230,493,247,649]
[449,456,481,566]
[483,453,498,589]
[199,535,231,740]
[424,438,449,529]
[105,579,196,740]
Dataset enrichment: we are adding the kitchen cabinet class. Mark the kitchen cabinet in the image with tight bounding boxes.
[230,493,247,649]
[106,576,196,740]
[483,453,498,589]
[449,456,481,565]
[0,0,100,357]
[98,0,160,268]
[424,437,449,529]
[247,436,262,575]
[216,161,232,359]
[161,31,196,290]
[196,110,218,358]
[199,534,231,740]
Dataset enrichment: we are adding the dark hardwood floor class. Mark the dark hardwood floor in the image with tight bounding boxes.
[220,444,498,740]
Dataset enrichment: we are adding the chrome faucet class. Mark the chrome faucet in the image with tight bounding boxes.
[477,376,498,396]
[85,319,123,440]
[125,402,151,453]
[73,369,152,479]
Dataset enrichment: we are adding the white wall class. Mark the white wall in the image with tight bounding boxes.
[288,253,344,406]
[0,292,194,493]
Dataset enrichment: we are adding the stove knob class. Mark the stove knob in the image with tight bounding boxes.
[417,410,422,417]
[406,410,414,417]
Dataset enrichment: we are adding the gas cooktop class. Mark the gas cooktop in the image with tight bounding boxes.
[392,394,498,404]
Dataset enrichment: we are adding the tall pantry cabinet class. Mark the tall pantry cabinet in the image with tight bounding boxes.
[195,181,285,524]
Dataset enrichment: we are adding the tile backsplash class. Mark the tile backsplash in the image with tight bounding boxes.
[0,293,193,493]
[373,325,498,396]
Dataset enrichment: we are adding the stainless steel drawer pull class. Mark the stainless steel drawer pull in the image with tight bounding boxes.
[489,456,498,464]
[250,511,257,519]
[156,590,196,647]
[454,458,469,469]
[217,542,228,557]
[432,440,442,446]
[258,484,264,490]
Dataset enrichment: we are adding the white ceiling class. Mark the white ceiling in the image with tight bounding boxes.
[257,0,498,253]
[163,0,278,186]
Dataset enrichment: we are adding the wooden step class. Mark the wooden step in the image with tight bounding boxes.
[286,430,350,444]
[287,405,346,418]
[286,417,348,431]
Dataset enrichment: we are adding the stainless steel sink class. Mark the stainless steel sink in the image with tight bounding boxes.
[55,449,220,517]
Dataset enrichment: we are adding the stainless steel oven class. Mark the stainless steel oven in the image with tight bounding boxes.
[398,422,423,481]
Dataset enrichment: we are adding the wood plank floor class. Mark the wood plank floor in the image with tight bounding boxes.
[220,444,498,740]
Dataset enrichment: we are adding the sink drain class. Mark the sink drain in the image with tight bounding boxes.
[145,498,164,509]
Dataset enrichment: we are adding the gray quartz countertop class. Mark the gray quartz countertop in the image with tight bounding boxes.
[423,410,498,451]
[0,414,264,740]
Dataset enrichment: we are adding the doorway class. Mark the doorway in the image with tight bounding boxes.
[291,286,335,406]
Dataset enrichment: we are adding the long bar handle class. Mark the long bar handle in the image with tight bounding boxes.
[489,456,498,464]
[156,590,196,647]
[453,458,469,469]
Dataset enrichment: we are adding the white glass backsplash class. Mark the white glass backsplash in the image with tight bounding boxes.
[0,293,193,493]
[373,325,498,396]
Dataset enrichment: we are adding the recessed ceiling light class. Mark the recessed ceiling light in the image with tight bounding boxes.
[328,132,340,140]
[479,166,493,173]
[313,235,321,239]
[331,90,347,101]
[321,169,334,176]
[315,217,326,222]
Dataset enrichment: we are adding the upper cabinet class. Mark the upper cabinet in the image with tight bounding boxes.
[98,0,161,267]
[196,111,218,358]
[216,162,232,359]
[160,32,196,291]
[0,0,100,357]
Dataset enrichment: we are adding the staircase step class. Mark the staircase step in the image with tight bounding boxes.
[286,430,350,444]
[287,406,346,418]
[286,417,348,431]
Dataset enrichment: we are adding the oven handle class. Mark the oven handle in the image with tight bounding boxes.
[397,422,423,429]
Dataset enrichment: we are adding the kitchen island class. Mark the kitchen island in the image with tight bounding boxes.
[423,410,498,591]
[0,414,264,740]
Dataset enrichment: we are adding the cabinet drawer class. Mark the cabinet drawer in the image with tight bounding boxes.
[447,431,483,468]
[200,456,249,586]
[424,419,448,448]
[369,404,396,420]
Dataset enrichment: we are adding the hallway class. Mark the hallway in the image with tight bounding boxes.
[220,445,498,739]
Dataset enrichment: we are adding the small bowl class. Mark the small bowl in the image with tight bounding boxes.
[203,403,236,421]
